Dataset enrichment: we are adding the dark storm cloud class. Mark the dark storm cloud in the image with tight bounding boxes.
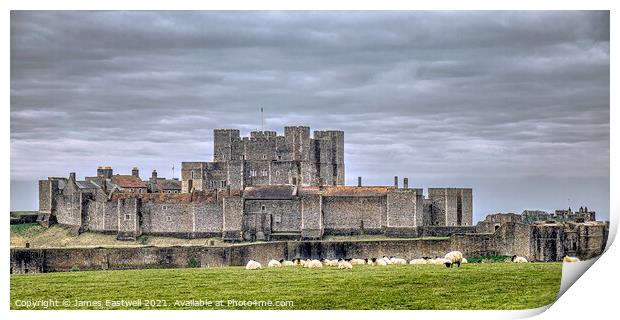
[10,11,610,220]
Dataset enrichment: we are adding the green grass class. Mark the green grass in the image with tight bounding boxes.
[10,263,561,310]
[467,255,513,263]
[10,223,46,238]
[11,211,38,216]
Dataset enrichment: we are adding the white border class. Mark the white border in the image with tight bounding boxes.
[3,1,617,320]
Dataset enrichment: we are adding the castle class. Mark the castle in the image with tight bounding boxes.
[35,125,608,262]
[38,126,472,242]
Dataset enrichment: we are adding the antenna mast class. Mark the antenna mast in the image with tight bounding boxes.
[261,107,264,131]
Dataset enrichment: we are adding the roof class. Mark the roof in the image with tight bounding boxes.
[320,186,394,197]
[75,180,98,189]
[111,175,147,188]
[243,185,297,200]
[155,179,182,190]
[111,191,219,204]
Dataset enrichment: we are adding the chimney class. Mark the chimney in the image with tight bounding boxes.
[357,176,362,187]
[132,167,139,178]
[394,176,398,188]
[403,178,409,189]
[69,172,76,181]
[152,170,158,179]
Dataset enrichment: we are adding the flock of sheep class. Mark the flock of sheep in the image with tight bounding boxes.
[245,252,581,270]
[246,250,468,270]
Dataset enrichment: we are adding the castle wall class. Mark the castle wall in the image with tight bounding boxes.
[38,180,51,213]
[116,198,141,240]
[222,196,243,241]
[245,199,301,234]
[301,194,323,239]
[386,189,423,227]
[322,196,385,235]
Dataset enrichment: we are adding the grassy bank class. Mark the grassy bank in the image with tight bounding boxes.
[11,263,561,310]
[10,224,223,248]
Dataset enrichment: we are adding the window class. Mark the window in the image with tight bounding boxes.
[124,214,131,221]
[276,170,280,176]
[250,170,257,177]
[261,170,268,177]
[166,216,172,222]
[220,180,227,188]
[162,205,168,210]
[274,214,282,223]
[277,155,282,160]
[261,205,266,212]
[262,155,266,159]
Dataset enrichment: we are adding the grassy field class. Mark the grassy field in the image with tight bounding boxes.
[10,224,224,248]
[10,263,562,310]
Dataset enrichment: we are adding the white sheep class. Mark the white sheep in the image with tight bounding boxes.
[281,260,296,267]
[444,251,464,268]
[245,260,262,270]
[409,258,428,265]
[322,259,339,267]
[391,257,407,265]
[435,257,453,267]
[380,257,392,265]
[461,258,468,264]
[268,259,282,268]
[305,259,323,269]
[350,258,366,265]
[511,255,528,263]
[375,258,389,266]
[563,256,580,263]
[338,260,353,269]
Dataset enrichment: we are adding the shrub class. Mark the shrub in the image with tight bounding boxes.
[187,257,200,268]
[70,265,81,272]
[137,235,149,245]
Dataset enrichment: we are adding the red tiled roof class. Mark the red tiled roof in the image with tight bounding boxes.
[155,179,181,190]
[111,175,147,188]
[320,186,394,197]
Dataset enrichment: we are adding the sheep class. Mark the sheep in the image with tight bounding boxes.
[305,259,323,269]
[375,258,389,266]
[563,256,580,263]
[511,255,528,263]
[350,258,366,265]
[245,260,262,270]
[409,258,428,265]
[321,258,338,267]
[435,257,453,268]
[268,259,282,268]
[391,257,407,265]
[281,259,296,267]
[367,258,377,266]
[444,251,464,268]
[461,258,468,264]
[379,257,392,265]
[338,259,353,269]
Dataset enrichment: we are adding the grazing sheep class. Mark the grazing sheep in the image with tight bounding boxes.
[350,258,366,265]
[563,256,580,263]
[338,260,353,269]
[245,260,262,270]
[305,259,323,269]
[367,258,377,266]
[511,255,528,263]
[409,258,428,265]
[444,251,464,268]
[379,257,392,265]
[391,258,407,265]
[436,258,452,268]
[375,258,389,266]
[268,259,282,268]
[321,259,338,267]
[281,260,296,267]
[461,258,468,264]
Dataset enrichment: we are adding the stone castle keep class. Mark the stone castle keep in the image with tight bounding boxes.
[35,125,608,263]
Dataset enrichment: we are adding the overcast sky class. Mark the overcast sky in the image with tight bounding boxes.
[10,11,609,221]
